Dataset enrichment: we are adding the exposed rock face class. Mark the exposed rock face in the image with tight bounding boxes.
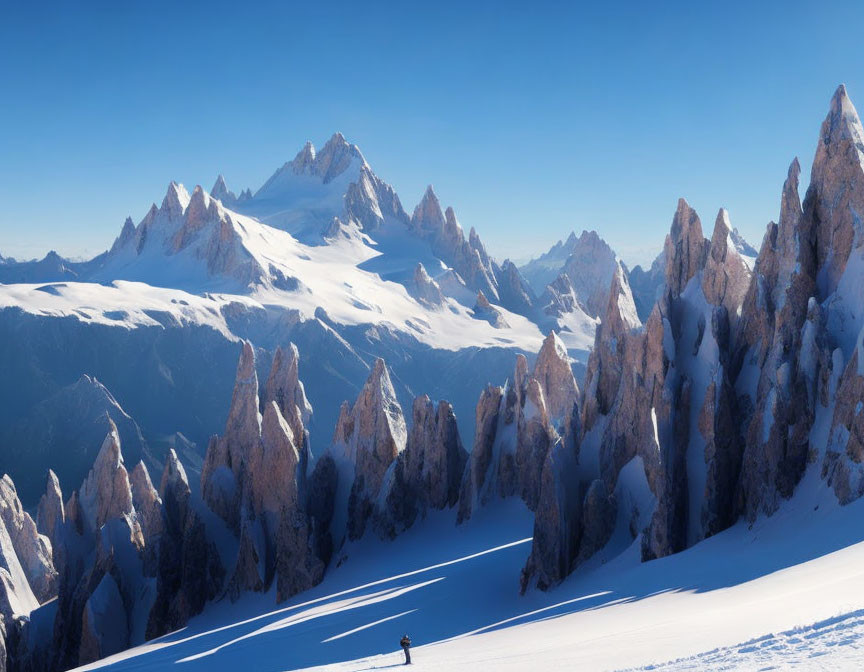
[581,267,641,431]
[459,332,579,522]
[664,199,709,298]
[36,470,64,556]
[527,196,752,590]
[520,230,620,319]
[77,423,143,548]
[520,437,581,591]
[406,397,467,511]
[734,157,814,519]
[640,201,746,559]
[0,513,40,622]
[200,340,323,602]
[147,449,224,639]
[749,85,864,514]
[105,181,267,288]
[457,384,504,523]
[110,217,136,254]
[559,231,620,318]
[330,359,407,541]
[538,273,579,318]
[263,343,314,465]
[376,396,468,537]
[0,477,56,604]
[129,462,163,573]
[576,480,616,564]
[533,331,580,427]
[702,209,752,322]
[201,341,261,533]
[46,424,156,670]
[79,573,128,664]
[411,186,500,303]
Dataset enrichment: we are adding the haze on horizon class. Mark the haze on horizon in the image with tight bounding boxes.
[1,1,863,268]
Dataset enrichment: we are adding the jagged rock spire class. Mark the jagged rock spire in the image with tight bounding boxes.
[314,132,365,183]
[160,181,190,219]
[0,475,57,603]
[327,358,407,541]
[582,266,640,427]
[809,83,864,295]
[201,341,259,531]
[225,341,261,454]
[77,420,141,545]
[532,331,579,425]
[406,396,466,510]
[110,217,136,253]
[292,140,316,171]
[36,469,64,553]
[344,358,406,480]
[664,198,707,298]
[263,343,313,456]
[159,448,190,506]
[702,208,751,317]
[210,174,237,204]
[412,185,446,232]
[129,461,163,546]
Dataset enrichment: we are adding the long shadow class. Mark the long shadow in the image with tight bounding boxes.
[84,488,864,672]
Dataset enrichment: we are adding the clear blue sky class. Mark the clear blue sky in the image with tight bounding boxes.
[1,1,863,267]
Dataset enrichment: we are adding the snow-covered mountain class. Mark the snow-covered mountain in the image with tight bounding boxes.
[0,133,597,510]
[5,85,864,672]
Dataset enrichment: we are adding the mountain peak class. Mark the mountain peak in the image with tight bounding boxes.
[292,141,316,172]
[161,181,190,218]
[664,198,707,297]
[212,173,227,192]
[821,83,864,150]
[831,83,850,110]
[713,207,732,237]
[314,133,365,183]
[412,185,445,231]
[210,174,237,204]
[605,264,641,331]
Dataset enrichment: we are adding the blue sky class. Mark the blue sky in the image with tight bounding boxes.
[1,1,863,267]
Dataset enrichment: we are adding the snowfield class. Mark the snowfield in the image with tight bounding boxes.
[72,462,864,672]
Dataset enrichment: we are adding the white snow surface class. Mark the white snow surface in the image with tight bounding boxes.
[0,233,545,354]
[72,464,864,672]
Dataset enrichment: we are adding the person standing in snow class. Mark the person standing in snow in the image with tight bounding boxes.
[400,634,412,665]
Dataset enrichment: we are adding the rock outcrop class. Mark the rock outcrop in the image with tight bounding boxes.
[411,187,500,304]
[459,331,579,522]
[738,85,864,515]
[525,195,753,590]
[201,340,323,601]
[329,358,407,541]
[35,470,64,557]
[0,477,56,604]
[376,395,468,537]
[147,449,224,639]
[77,423,143,547]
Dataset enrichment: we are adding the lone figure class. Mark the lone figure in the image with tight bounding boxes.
[400,634,412,665]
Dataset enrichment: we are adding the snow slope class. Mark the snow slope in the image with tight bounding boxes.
[72,460,864,672]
